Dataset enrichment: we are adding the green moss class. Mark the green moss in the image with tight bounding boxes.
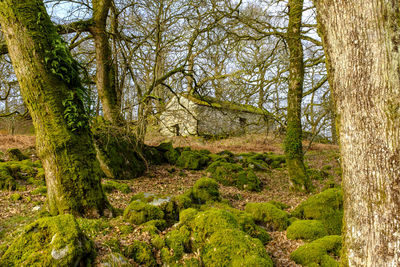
[0,214,94,266]
[268,200,290,210]
[245,202,290,231]
[201,229,273,267]
[240,153,270,170]
[179,208,198,224]
[206,161,262,191]
[31,186,47,195]
[142,219,167,231]
[102,180,131,194]
[290,235,341,266]
[189,208,239,248]
[191,177,221,204]
[176,150,210,170]
[266,154,286,168]
[233,209,271,244]
[102,252,130,267]
[123,201,164,225]
[308,168,330,181]
[76,218,111,238]
[0,165,16,190]
[143,145,164,165]
[151,235,165,250]
[292,188,343,235]
[124,240,156,266]
[236,170,262,191]
[164,226,191,261]
[6,148,29,161]
[287,220,328,241]
[92,120,146,180]
[10,193,22,201]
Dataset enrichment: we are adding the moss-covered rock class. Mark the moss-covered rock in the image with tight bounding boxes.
[236,170,262,191]
[123,201,164,225]
[286,220,328,241]
[6,148,29,161]
[156,142,181,165]
[176,150,210,170]
[92,119,146,180]
[142,145,164,165]
[10,193,22,201]
[241,153,270,171]
[191,177,221,204]
[292,188,343,235]
[0,214,94,266]
[206,161,262,192]
[102,252,131,267]
[189,208,239,248]
[307,168,330,181]
[267,154,286,169]
[0,159,44,190]
[201,229,273,267]
[0,165,16,190]
[102,180,131,194]
[290,235,342,266]
[124,240,156,266]
[164,226,191,261]
[31,186,47,196]
[245,202,290,231]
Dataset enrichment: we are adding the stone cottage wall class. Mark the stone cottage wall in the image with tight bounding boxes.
[196,105,269,137]
[159,97,198,136]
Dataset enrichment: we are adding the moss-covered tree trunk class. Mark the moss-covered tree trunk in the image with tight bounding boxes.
[284,0,310,191]
[315,0,400,265]
[90,0,123,125]
[0,0,111,217]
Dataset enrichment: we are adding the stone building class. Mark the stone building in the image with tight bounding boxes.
[160,94,272,137]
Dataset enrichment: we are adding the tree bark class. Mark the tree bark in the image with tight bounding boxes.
[90,0,123,124]
[0,0,111,217]
[315,0,400,265]
[284,0,311,191]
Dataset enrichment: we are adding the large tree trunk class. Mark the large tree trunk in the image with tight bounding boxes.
[284,0,311,192]
[315,0,400,265]
[91,0,123,124]
[0,0,111,217]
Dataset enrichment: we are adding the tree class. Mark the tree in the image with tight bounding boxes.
[314,0,400,265]
[0,0,111,217]
[284,0,311,191]
[90,0,123,124]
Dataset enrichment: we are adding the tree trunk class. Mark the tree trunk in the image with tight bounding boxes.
[0,0,111,217]
[91,0,123,124]
[315,0,400,265]
[284,0,310,191]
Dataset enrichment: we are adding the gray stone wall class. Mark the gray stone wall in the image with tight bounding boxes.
[159,96,271,137]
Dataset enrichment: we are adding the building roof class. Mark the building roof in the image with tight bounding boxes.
[179,94,268,116]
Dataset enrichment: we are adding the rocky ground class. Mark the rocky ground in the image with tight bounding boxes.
[0,134,342,266]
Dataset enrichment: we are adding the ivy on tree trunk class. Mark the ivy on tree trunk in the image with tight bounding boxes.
[0,0,112,217]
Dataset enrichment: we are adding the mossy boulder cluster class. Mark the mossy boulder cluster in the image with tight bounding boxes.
[121,178,274,266]
[245,202,290,231]
[290,235,342,266]
[286,188,344,266]
[291,188,343,236]
[0,214,94,266]
[144,142,288,192]
[0,150,45,191]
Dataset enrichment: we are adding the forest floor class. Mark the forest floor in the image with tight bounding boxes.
[0,133,341,266]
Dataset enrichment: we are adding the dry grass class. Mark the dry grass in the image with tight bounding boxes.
[0,134,35,152]
[146,133,284,154]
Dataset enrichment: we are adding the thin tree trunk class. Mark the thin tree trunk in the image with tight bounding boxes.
[91,0,123,124]
[284,0,310,191]
[0,0,111,217]
[315,0,400,265]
